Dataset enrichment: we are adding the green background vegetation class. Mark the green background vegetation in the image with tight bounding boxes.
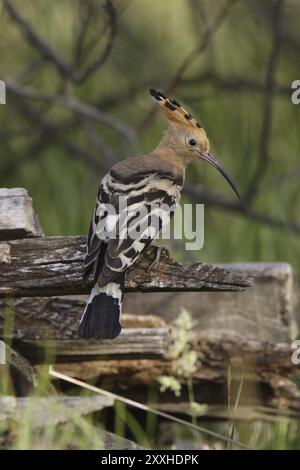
[1,0,300,450]
[1,0,299,268]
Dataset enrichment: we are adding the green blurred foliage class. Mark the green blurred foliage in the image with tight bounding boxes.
[0,0,299,270]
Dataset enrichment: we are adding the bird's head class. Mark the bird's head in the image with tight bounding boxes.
[150,88,240,199]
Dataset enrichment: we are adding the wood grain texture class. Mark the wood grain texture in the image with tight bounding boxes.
[15,327,171,362]
[0,395,113,426]
[53,331,300,414]
[0,296,166,341]
[0,262,296,343]
[0,236,251,297]
[0,188,43,240]
[0,396,141,449]
[2,263,291,343]
[3,343,36,395]
[124,262,299,342]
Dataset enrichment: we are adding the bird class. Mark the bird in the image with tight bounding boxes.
[79,88,239,339]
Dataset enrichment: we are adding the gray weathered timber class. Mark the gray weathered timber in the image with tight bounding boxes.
[0,295,166,340]
[124,262,298,342]
[0,236,251,297]
[0,188,43,240]
[96,428,142,450]
[16,327,171,362]
[0,395,113,426]
[2,343,36,394]
[0,262,296,343]
[53,332,300,414]
[0,395,141,449]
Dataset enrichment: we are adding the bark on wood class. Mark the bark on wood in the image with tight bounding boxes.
[52,332,300,415]
[95,428,142,450]
[0,395,142,449]
[0,236,251,297]
[0,296,166,341]
[15,327,171,362]
[123,262,299,342]
[0,188,43,240]
[0,395,113,426]
[1,262,296,343]
[1,343,36,395]
[0,297,166,341]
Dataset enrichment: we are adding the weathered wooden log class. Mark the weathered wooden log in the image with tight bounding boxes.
[1,262,296,343]
[0,236,251,297]
[123,262,299,342]
[0,395,144,450]
[95,428,142,450]
[0,395,143,450]
[0,188,43,240]
[0,295,166,341]
[52,332,300,415]
[1,343,36,395]
[15,327,171,362]
[0,395,113,426]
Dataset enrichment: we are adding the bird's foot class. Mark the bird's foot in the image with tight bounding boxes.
[147,245,170,272]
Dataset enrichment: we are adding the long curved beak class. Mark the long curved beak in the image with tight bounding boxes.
[197,151,240,199]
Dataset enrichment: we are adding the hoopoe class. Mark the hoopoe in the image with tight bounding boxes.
[79,89,239,339]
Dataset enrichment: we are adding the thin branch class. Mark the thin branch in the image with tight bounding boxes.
[73,0,94,67]
[6,57,44,84]
[4,0,75,80]
[243,0,285,204]
[5,81,139,152]
[4,95,105,178]
[138,0,237,133]
[164,0,237,94]
[184,185,300,236]
[181,71,291,96]
[4,0,117,84]
[77,0,117,83]
[82,119,119,171]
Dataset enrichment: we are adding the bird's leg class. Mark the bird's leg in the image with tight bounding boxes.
[147,245,170,271]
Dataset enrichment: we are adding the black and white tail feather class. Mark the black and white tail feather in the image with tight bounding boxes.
[79,155,182,339]
[79,276,124,339]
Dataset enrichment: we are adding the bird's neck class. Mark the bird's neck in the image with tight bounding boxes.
[153,135,187,181]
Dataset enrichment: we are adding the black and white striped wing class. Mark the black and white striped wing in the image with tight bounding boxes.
[83,178,111,282]
[97,174,181,286]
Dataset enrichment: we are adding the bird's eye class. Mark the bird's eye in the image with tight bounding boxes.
[189,139,197,146]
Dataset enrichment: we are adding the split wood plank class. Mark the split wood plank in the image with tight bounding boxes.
[0,188,43,240]
[0,236,252,297]
[14,327,172,362]
[0,395,113,426]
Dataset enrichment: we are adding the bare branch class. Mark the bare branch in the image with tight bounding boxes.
[5,81,139,152]
[181,71,291,97]
[184,185,300,236]
[243,0,285,204]
[4,0,117,84]
[82,119,119,171]
[4,0,75,80]
[4,95,104,176]
[138,0,237,132]
[77,0,117,83]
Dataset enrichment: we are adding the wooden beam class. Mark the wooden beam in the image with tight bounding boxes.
[1,343,36,395]
[0,262,295,343]
[0,236,251,297]
[0,395,142,449]
[0,295,167,342]
[52,332,300,415]
[15,327,171,362]
[123,262,299,342]
[0,188,43,240]
[0,395,113,426]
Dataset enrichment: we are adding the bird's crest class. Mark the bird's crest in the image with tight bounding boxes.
[149,88,202,130]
